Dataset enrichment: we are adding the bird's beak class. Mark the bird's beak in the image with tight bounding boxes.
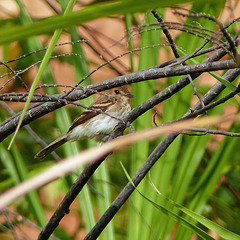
[126,93,134,98]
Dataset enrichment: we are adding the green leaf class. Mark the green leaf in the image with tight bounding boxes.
[8,0,77,149]
[0,0,209,45]
[210,72,237,92]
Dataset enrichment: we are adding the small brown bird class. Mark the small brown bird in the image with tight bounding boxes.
[35,85,133,159]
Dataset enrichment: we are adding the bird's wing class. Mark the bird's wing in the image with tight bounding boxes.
[68,97,115,132]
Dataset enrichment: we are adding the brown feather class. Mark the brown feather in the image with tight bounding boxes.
[68,111,99,132]
[68,98,115,132]
[34,134,67,159]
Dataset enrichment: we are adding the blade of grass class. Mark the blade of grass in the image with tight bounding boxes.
[0,138,46,226]
[210,72,238,91]
[148,178,240,240]
[0,0,211,45]
[124,13,135,73]
[175,134,239,239]
[11,143,47,227]
[94,161,115,240]
[53,0,96,231]
[8,0,77,149]
[120,162,216,240]
[158,2,227,239]
[180,50,238,92]
[129,10,162,240]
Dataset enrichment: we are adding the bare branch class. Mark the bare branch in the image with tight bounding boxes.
[83,64,240,240]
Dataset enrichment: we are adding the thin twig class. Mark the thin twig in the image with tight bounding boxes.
[151,10,180,58]
[2,208,60,240]
[0,60,29,91]
[0,101,62,161]
[151,10,206,112]
[173,8,237,57]
[182,128,240,137]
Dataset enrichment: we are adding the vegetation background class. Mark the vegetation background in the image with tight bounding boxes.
[0,0,239,239]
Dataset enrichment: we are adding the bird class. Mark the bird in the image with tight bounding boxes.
[35,85,133,159]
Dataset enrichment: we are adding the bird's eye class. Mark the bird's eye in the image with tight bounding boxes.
[115,90,120,94]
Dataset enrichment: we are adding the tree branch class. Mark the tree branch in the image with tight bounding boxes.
[1,57,236,142]
[37,154,108,240]
[83,65,240,240]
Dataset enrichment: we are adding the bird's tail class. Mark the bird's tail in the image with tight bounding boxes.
[35,134,68,159]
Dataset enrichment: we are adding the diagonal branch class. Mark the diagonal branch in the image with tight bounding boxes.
[37,154,108,240]
[83,65,240,240]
